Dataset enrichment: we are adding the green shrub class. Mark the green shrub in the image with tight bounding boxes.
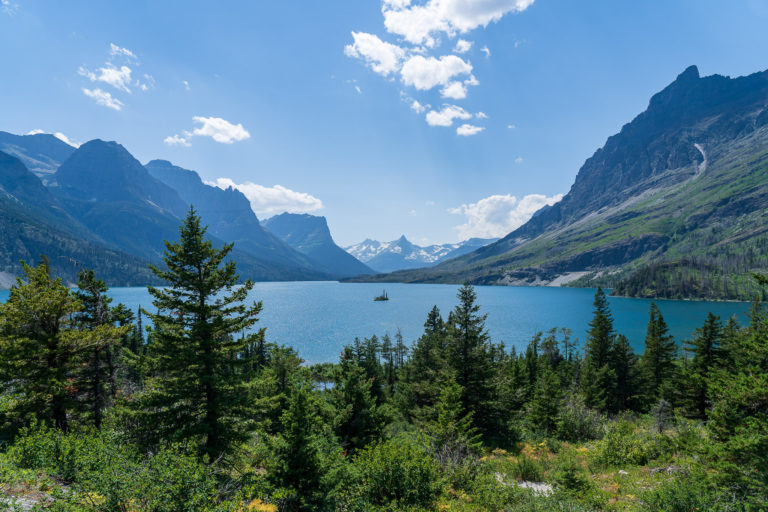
[589,419,671,468]
[555,394,605,442]
[341,435,442,510]
[510,454,542,482]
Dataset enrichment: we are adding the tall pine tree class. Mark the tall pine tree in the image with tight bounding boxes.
[640,302,677,405]
[580,287,617,411]
[136,207,262,458]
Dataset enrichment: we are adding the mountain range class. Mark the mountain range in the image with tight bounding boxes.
[351,66,768,300]
[0,132,371,286]
[344,236,498,273]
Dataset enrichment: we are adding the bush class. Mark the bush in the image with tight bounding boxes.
[555,394,604,442]
[341,435,442,510]
[589,419,671,468]
[510,454,543,482]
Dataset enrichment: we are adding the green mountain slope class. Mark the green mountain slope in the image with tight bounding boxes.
[356,66,768,300]
[0,151,158,286]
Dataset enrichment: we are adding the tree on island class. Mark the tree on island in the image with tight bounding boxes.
[135,207,263,458]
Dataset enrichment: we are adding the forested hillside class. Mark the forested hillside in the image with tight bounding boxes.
[359,66,768,300]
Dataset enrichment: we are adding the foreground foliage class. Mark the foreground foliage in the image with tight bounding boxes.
[1,212,767,510]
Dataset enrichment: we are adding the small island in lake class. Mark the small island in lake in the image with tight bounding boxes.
[373,290,389,301]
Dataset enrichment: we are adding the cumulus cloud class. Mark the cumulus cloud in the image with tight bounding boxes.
[344,31,407,76]
[79,64,133,93]
[109,43,137,60]
[440,81,466,99]
[183,80,191,91]
[425,104,471,126]
[164,134,191,147]
[456,123,484,136]
[400,54,472,90]
[206,178,324,217]
[454,39,473,53]
[165,116,250,147]
[383,0,534,47]
[82,88,124,110]
[450,193,563,239]
[480,45,491,57]
[191,116,250,144]
[410,99,428,113]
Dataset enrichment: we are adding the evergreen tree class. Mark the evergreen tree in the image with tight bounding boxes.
[73,269,131,428]
[445,284,497,440]
[612,334,640,412]
[640,302,677,404]
[267,380,328,511]
[396,306,450,423]
[580,287,617,411]
[331,349,382,453]
[425,381,482,467]
[683,312,723,419]
[136,208,262,458]
[0,260,80,433]
[526,366,563,435]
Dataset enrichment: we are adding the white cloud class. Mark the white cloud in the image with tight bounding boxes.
[164,116,250,146]
[456,124,484,136]
[410,99,428,113]
[183,80,190,91]
[440,81,467,99]
[480,45,491,58]
[79,64,133,93]
[25,129,80,147]
[1,0,17,15]
[425,104,471,126]
[191,116,250,144]
[82,88,123,110]
[344,31,407,76]
[507,123,517,129]
[164,134,191,147]
[207,178,323,217]
[450,193,563,239]
[53,132,81,148]
[476,112,488,119]
[454,39,473,53]
[514,156,524,164]
[355,85,362,94]
[400,54,472,90]
[109,43,136,60]
[383,0,534,46]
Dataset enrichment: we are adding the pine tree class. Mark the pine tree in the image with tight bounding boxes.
[612,334,640,412]
[72,270,131,429]
[640,302,677,405]
[267,380,328,511]
[396,306,450,423]
[425,381,482,467]
[580,287,617,411]
[0,260,80,433]
[136,207,262,458]
[331,350,382,453]
[445,284,497,440]
[526,366,563,435]
[683,312,723,419]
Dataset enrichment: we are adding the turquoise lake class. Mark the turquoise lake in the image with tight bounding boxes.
[0,282,753,364]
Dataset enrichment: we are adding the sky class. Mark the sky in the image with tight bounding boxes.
[2,0,768,246]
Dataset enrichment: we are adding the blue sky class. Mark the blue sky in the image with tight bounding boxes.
[2,0,768,246]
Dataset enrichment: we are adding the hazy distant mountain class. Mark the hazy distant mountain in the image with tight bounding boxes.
[0,150,157,286]
[0,131,76,178]
[262,213,374,278]
[354,66,768,300]
[345,236,498,273]
[145,159,330,274]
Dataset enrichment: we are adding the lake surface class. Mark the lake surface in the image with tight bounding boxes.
[0,282,752,364]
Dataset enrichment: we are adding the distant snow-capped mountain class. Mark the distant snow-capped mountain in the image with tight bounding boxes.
[345,236,498,274]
